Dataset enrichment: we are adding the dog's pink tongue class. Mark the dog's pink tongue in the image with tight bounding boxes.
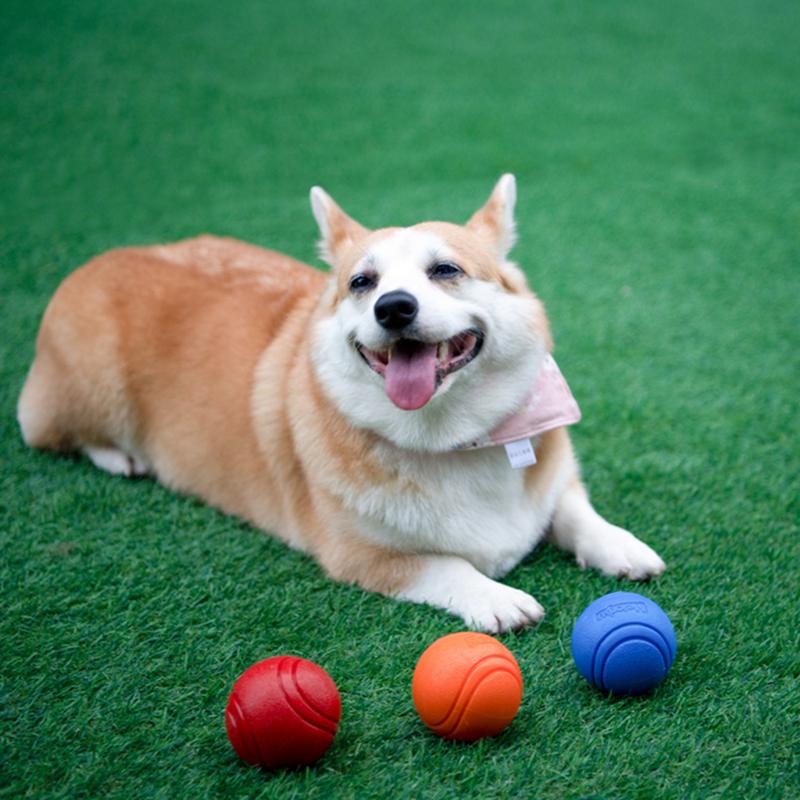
[384,341,438,410]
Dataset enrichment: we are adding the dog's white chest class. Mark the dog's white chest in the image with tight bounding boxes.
[340,445,550,577]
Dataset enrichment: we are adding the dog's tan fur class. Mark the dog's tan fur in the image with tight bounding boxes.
[18,178,665,630]
[18,233,466,592]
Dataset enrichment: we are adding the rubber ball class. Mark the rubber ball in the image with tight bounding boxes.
[571,591,677,696]
[225,656,341,769]
[412,632,523,741]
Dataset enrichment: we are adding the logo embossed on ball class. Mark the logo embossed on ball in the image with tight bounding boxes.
[595,600,648,621]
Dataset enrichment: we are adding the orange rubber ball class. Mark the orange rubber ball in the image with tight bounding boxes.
[411,632,523,741]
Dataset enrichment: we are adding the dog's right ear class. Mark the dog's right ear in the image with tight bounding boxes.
[310,187,369,268]
[466,174,517,261]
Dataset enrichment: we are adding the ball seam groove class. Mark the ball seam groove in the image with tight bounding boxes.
[290,658,340,728]
[277,658,337,736]
[590,623,674,688]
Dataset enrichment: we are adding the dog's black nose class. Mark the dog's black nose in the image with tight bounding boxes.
[374,290,419,330]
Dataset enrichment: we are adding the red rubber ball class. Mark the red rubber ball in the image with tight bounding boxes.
[225,656,341,770]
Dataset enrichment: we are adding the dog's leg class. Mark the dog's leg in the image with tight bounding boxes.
[549,479,666,579]
[396,554,545,633]
[319,533,544,633]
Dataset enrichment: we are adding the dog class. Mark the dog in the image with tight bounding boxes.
[17,175,665,632]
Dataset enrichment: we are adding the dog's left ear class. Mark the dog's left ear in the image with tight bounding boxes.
[310,186,369,268]
[466,174,518,261]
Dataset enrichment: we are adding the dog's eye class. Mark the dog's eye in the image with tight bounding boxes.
[349,273,376,294]
[428,261,463,280]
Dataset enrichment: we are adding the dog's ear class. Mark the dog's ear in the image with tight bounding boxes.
[310,186,369,267]
[466,174,517,260]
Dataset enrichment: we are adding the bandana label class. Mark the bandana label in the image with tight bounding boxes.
[457,354,581,453]
[504,438,537,469]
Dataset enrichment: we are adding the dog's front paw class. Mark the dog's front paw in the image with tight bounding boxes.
[458,582,545,634]
[397,555,545,634]
[576,525,666,581]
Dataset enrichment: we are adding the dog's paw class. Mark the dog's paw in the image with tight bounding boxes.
[84,446,149,478]
[397,555,545,634]
[458,582,545,634]
[576,524,666,581]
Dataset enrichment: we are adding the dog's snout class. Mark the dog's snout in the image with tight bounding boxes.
[374,290,419,330]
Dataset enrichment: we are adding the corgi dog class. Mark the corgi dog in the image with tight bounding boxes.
[17,175,665,632]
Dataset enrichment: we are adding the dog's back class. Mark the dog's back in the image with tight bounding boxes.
[18,235,325,528]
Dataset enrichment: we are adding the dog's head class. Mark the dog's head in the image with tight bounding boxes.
[310,175,553,452]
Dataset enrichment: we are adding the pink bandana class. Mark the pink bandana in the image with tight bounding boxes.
[457,355,581,451]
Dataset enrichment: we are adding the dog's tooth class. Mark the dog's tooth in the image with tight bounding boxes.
[438,341,448,362]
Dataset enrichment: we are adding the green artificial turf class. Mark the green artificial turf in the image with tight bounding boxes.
[2,1,799,797]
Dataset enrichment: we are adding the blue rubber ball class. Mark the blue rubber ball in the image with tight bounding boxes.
[571,591,677,696]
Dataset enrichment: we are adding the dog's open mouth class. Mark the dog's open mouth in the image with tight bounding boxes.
[355,328,484,411]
